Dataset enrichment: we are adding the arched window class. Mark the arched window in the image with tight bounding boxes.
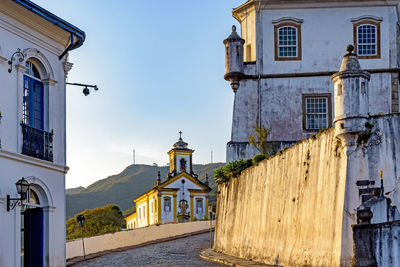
[356,24,378,56]
[277,26,298,57]
[180,158,186,172]
[23,61,44,129]
[273,19,302,61]
[352,16,382,59]
[21,60,53,162]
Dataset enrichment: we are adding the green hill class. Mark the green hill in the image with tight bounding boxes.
[66,163,224,219]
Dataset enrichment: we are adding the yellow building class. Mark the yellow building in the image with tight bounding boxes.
[126,134,211,229]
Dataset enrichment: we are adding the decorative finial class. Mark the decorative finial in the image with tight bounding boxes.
[346,44,354,54]
[232,25,236,32]
[156,171,161,186]
[179,131,182,140]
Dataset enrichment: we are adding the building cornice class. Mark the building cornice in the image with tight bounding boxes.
[0,149,68,174]
[233,0,400,20]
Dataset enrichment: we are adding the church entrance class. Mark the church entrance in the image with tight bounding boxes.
[21,189,44,267]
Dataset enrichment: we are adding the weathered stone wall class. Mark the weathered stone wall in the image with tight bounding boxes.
[216,114,400,266]
[215,128,348,266]
[353,221,400,267]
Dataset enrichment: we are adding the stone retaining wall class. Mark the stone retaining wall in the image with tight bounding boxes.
[67,220,214,259]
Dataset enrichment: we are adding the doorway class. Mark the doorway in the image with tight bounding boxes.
[21,189,44,267]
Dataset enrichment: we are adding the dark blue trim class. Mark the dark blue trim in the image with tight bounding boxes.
[13,0,85,54]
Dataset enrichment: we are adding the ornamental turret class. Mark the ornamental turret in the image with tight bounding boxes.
[223,25,245,93]
[331,45,370,139]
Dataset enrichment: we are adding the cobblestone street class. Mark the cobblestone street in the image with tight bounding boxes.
[73,232,224,267]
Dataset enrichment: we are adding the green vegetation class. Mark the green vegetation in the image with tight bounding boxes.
[66,163,224,219]
[357,122,374,145]
[66,204,125,240]
[215,154,269,184]
[248,121,276,156]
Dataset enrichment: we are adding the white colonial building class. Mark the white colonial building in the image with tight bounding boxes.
[126,134,211,230]
[224,0,400,161]
[0,1,85,266]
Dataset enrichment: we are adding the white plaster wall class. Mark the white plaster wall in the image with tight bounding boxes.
[0,4,71,267]
[66,221,215,259]
[0,154,66,267]
[164,177,202,218]
[262,6,395,74]
[228,3,398,161]
[0,10,68,166]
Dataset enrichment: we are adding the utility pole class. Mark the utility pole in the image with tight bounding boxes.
[133,149,135,165]
[211,150,213,164]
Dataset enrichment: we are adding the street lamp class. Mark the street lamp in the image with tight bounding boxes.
[7,177,30,211]
[76,215,86,259]
[66,82,98,96]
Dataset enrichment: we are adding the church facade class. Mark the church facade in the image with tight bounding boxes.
[126,135,211,230]
[224,0,400,162]
[0,1,85,266]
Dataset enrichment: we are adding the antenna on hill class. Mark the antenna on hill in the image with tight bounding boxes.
[133,149,135,165]
[211,150,213,164]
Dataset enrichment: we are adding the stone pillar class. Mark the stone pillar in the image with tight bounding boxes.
[331,45,372,265]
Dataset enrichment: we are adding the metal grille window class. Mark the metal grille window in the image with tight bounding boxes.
[305,97,328,130]
[278,26,297,58]
[357,24,377,56]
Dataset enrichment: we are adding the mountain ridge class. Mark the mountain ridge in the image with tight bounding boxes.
[66,163,224,219]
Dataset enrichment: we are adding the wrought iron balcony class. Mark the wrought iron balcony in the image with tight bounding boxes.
[21,123,53,162]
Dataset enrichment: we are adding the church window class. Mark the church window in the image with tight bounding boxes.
[302,94,332,131]
[196,198,203,214]
[164,197,171,213]
[352,17,381,59]
[274,22,302,61]
[180,158,186,172]
[138,208,141,219]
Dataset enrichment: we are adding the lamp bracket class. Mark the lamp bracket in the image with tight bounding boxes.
[8,48,25,73]
[6,195,23,212]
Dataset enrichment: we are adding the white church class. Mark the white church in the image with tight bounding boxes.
[224,0,400,162]
[126,134,211,230]
[0,1,85,266]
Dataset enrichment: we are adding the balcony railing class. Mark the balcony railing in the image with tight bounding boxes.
[21,123,53,162]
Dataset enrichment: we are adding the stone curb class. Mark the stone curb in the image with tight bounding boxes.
[66,228,214,267]
[199,248,274,267]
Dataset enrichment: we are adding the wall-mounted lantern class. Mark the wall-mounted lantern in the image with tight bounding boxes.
[8,48,25,73]
[66,82,98,96]
[7,177,30,211]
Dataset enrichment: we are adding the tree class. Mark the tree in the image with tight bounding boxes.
[248,121,275,156]
[66,204,125,240]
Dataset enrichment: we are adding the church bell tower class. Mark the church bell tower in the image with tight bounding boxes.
[168,132,194,176]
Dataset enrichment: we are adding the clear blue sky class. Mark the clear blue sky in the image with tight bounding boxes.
[34,0,244,188]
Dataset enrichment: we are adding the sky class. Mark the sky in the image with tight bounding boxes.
[33,0,244,188]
